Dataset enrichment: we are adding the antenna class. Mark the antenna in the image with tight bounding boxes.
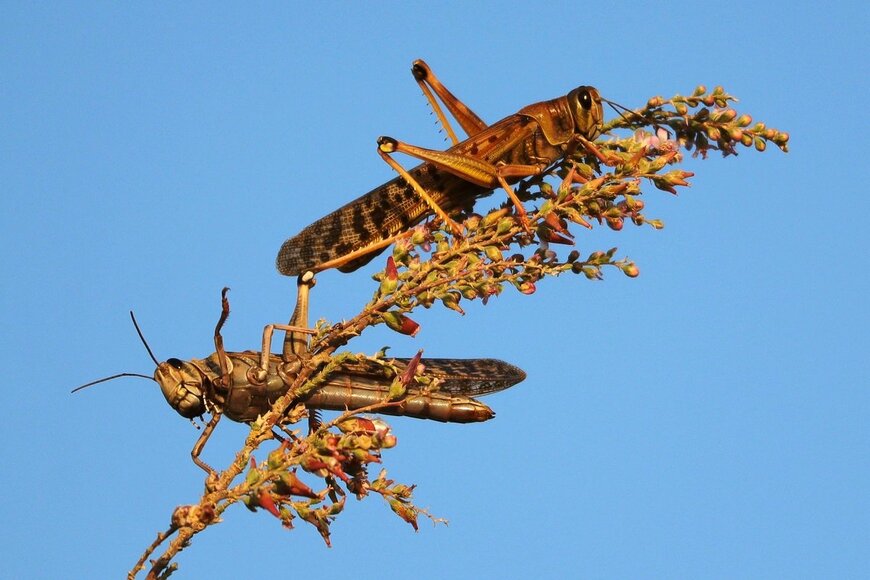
[130,310,159,366]
[603,98,641,124]
[70,311,161,394]
[603,98,666,135]
[71,372,155,393]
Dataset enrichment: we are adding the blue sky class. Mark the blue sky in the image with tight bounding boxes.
[2,2,867,578]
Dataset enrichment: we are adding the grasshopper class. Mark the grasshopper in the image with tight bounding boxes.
[277,59,605,276]
[74,273,525,474]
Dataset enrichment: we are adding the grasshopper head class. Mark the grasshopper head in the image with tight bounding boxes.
[567,86,603,140]
[154,358,208,419]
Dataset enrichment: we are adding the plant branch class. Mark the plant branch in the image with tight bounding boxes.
[130,87,788,578]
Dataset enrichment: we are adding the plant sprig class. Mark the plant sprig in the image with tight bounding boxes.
[130,87,787,579]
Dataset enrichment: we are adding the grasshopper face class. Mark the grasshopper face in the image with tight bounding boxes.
[154,358,208,419]
[567,86,603,141]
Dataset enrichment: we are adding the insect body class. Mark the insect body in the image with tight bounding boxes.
[77,274,525,474]
[155,350,523,425]
[276,59,605,276]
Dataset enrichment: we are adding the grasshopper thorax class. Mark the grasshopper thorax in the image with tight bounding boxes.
[154,358,209,419]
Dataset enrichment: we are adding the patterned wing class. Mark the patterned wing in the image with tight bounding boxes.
[337,357,526,398]
[276,115,537,276]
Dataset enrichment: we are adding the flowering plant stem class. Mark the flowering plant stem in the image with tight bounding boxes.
[130,87,787,579]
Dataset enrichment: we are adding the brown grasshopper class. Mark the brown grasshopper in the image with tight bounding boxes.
[74,273,526,474]
[277,59,605,276]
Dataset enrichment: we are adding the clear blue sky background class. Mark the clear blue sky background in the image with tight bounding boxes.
[2,2,867,578]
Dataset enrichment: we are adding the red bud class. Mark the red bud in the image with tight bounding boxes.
[382,311,420,336]
[385,256,398,280]
[606,217,624,231]
[258,490,281,518]
[544,212,572,238]
[545,231,575,245]
[337,417,377,434]
[400,350,423,386]
[278,471,318,499]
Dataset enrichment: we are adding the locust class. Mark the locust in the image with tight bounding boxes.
[277,59,605,276]
[74,273,526,474]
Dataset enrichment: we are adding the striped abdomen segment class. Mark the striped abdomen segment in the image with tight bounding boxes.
[302,358,526,423]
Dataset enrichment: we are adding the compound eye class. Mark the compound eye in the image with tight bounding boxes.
[579,89,592,110]
[167,358,184,369]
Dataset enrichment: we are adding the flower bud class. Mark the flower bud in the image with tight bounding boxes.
[459,285,478,300]
[257,490,281,519]
[337,417,377,434]
[410,227,427,245]
[400,350,423,387]
[267,446,286,470]
[463,214,481,231]
[276,471,318,499]
[484,245,503,262]
[379,256,399,295]
[719,108,737,122]
[388,378,407,401]
[666,170,693,187]
[482,207,509,227]
[388,499,419,531]
[391,242,409,265]
[299,456,329,478]
[381,312,420,336]
[441,291,465,314]
[544,230,575,245]
[581,266,603,280]
[625,195,643,211]
[606,217,624,231]
[496,217,515,235]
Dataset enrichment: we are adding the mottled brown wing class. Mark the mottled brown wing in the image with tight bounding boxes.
[340,358,526,398]
[275,115,538,276]
[411,358,527,397]
[275,167,486,276]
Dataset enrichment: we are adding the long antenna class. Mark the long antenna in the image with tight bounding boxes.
[71,311,162,394]
[130,310,159,366]
[71,372,156,393]
[603,98,666,135]
[603,98,644,125]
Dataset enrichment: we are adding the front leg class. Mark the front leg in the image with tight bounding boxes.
[191,412,222,477]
